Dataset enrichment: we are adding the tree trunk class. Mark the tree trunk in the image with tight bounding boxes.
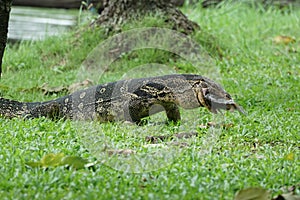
[94,0,199,34]
[0,0,12,77]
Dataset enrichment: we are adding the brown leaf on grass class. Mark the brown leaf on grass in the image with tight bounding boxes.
[169,141,189,147]
[174,132,198,139]
[142,144,168,148]
[145,132,198,144]
[286,107,295,112]
[207,121,217,127]
[68,79,93,93]
[145,135,172,143]
[40,83,68,95]
[33,79,94,96]
[207,122,234,129]
[143,142,189,148]
[198,124,209,129]
[235,187,271,200]
[254,154,266,159]
[106,149,136,156]
[273,35,296,45]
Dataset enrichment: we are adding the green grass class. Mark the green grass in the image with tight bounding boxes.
[0,2,299,199]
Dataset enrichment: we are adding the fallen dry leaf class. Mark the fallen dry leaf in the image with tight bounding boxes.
[36,79,94,96]
[235,187,271,200]
[174,132,198,139]
[207,121,217,127]
[40,83,68,95]
[273,35,296,45]
[145,135,173,143]
[207,122,234,129]
[169,141,189,147]
[255,154,266,159]
[68,79,93,93]
[145,132,198,144]
[198,124,209,129]
[106,149,136,156]
[142,144,168,148]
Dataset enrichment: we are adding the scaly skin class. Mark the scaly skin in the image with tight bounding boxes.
[0,74,245,123]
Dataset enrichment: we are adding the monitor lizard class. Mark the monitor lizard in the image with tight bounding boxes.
[0,74,245,124]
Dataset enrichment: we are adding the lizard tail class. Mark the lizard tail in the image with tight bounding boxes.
[0,97,60,119]
[0,97,28,118]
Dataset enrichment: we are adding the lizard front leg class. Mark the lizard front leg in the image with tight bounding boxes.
[164,103,181,123]
[129,101,181,125]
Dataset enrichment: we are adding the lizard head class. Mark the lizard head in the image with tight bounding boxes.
[193,77,246,114]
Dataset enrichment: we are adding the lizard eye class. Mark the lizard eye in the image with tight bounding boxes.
[200,81,208,88]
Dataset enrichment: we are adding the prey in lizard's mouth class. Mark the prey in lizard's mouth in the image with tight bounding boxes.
[195,78,246,115]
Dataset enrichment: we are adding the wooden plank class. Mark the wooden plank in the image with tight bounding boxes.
[8,7,77,41]
[11,15,74,26]
[11,6,76,20]
[12,0,101,9]
[13,0,83,8]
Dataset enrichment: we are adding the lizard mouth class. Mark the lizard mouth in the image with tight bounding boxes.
[209,100,246,114]
[197,89,246,115]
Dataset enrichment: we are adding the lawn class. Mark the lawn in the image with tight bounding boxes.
[0,2,299,199]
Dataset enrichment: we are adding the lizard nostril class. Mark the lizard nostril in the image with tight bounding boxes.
[225,93,231,99]
[202,88,209,96]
